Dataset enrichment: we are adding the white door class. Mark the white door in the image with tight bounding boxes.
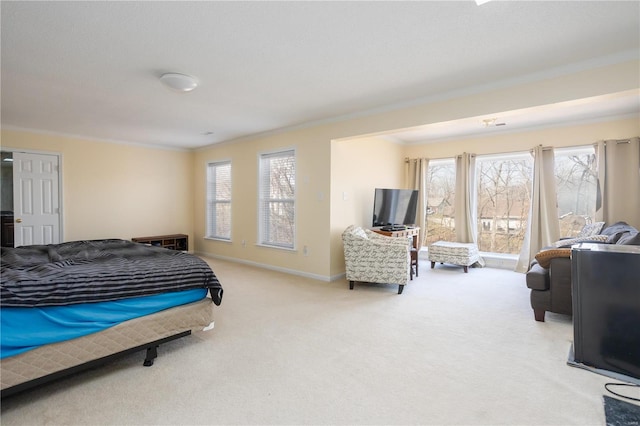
[13,152,61,246]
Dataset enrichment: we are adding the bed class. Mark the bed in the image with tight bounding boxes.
[0,239,223,397]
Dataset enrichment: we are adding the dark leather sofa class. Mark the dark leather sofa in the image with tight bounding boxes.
[526,221,640,322]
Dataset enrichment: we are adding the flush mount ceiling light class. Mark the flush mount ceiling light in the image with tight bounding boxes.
[159,73,199,92]
[481,118,506,128]
[482,118,497,127]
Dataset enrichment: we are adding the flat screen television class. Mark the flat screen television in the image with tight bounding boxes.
[372,188,419,228]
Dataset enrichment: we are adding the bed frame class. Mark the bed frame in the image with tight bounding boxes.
[1,297,214,398]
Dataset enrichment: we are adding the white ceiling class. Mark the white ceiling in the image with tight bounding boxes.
[1,1,639,150]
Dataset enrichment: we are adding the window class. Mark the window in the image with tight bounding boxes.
[476,153,533,254]
[555,146,597,237]
[258,149,296,249]
[423,147,597,255]
[206,161,231,240]
[425,158,456,246]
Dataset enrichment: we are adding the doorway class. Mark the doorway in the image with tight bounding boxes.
[0,150,63,247]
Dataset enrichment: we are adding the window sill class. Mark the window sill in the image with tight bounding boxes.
[419,247,518,270]
[256,243,296,252]
[204,237,231,243]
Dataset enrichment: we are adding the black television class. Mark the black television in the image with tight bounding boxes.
[372,188,419,228]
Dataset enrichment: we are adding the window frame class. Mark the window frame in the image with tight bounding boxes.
[474,151,533,255]
[425,158,457,245]
[205,160,232,241]
[257,148,296,250]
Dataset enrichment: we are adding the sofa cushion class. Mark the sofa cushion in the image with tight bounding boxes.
[552,234,608,248]
[577,221,605,238]
[616,231,640,245]
[535,248,571,268]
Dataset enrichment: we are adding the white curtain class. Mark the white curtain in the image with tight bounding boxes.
[515,146,560,273]
[595,137,640,229]
[406,158,429,250]
[454,153,477,244]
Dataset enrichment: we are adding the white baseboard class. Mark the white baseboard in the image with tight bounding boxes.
[481,254,518,270]
[197,249,517,284]
[195,251,334,282]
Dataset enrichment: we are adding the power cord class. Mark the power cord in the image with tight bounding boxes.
[604,383,640,402]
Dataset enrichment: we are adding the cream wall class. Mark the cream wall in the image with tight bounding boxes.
[315,60,639,143]
[1,129,194,244]
[193,60,639,281]
[1,60,637,281]
[402,117,640,160]
[194,132,404,280]
[193,127,332,280]
[329,136,405,277]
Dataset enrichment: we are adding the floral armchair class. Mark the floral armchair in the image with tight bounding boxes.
[342,225,411,294]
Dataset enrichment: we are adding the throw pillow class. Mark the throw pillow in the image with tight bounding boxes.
[577,221,605,238]
[352,227,367,239]
[552,234,608,248]
[600,221,638,237]
[616,231,640,246]
[535,248,571,268]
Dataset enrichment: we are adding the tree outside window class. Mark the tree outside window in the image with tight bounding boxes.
[425,159,456,246]
[425,146,598,255]
[555,146,597,237]
[476,154,532,254]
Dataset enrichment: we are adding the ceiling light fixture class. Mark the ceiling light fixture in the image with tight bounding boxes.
[481,118,507,128]
[160,73,199,93]
[482,118,497,127]
[475,0,493,5]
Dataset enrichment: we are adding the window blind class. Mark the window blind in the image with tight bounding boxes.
[206,161,231,240]
[258,149,295,248]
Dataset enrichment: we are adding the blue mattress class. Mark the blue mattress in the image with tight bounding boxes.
[0,288,208,359]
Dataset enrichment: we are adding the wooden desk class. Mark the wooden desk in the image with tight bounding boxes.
[371,226,419,249]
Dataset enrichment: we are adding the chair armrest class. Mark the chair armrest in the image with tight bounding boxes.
[526,264,549,291]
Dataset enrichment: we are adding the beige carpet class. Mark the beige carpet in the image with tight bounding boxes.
[0,259,627,425]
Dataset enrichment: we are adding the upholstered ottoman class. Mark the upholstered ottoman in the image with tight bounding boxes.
[428,241,480,273]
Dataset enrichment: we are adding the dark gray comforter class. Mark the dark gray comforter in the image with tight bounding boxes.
[1,239,223,307]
